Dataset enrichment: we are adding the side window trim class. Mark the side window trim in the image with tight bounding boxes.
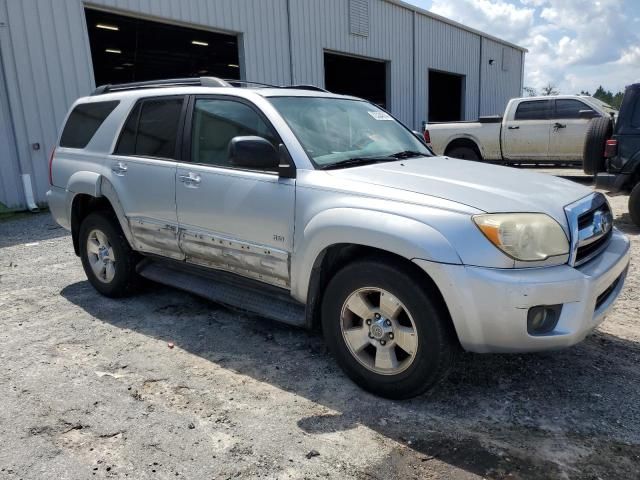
[182,94,287,173]
[113,95,187,161]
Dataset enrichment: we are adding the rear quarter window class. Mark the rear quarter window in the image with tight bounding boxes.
[631,96,640,129]
[60,101,119,148]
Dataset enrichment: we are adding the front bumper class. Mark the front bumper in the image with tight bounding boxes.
[414,229,631,353]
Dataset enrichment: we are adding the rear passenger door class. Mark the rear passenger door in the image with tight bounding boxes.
[502,100,552,161]
[108,96,186,259]
[175,96,295,288]
[547,99,600,162]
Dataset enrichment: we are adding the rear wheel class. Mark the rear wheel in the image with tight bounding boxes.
[79,212,139,297]
[583,117,613,175]
[321,259,456,399]
[447,146,480,161]
[629,183,640,227]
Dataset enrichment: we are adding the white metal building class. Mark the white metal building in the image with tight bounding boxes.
[0,0,525,211]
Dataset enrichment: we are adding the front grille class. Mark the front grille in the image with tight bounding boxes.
[565,193,613,267]
[576,228,612,265]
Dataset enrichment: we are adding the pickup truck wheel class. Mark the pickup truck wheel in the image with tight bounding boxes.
[447,146,480,161]
[321,259,455,399]
[79,212,138,298]
[629,183,640,227]
[583,117,613,175]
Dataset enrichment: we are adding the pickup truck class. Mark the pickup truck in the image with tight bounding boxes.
[47,77,630,399]
[425,95,617,164]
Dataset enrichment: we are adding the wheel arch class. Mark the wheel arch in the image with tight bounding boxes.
[69,177,135,256]
[444,137,483,160]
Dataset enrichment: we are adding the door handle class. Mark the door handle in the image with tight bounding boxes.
[554,122,567,130]
[508,126,520,130]
[179,173,201,187]
[111,162,128,176]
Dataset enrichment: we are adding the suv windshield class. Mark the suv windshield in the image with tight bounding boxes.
[268,97,431,168]
[590,97,618,116]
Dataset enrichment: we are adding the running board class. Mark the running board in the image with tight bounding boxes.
[137,259,306,327]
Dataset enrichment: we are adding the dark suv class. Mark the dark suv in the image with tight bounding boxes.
[585,83,640,225]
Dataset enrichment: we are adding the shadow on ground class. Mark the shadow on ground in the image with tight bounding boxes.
[61,280,640,479]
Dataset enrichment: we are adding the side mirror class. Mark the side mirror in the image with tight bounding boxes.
[228,136,279,170]
[579,109,599,119]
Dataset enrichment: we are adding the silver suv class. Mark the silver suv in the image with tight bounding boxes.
[48,77,631,399]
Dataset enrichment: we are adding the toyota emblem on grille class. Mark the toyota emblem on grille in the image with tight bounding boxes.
[593,209,613,236]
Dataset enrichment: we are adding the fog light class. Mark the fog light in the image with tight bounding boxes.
[527,305,562,335]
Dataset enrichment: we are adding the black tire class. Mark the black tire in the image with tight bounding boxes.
[583,117,613,175]
[321,259,456,399]
[629,183,640,227]
[79,211,139,298]
[447,146,481,161]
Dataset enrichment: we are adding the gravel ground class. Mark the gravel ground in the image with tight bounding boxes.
[1,175,638,479]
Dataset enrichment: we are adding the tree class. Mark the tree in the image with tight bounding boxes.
[540,83,559,96]
[593,85,624,109]
[523,86,537,97]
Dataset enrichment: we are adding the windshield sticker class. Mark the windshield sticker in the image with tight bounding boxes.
[368,111,394,121]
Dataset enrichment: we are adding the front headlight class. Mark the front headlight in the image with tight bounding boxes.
[473,213,569,262]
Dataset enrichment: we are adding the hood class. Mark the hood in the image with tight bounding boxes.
[327,157,592,226]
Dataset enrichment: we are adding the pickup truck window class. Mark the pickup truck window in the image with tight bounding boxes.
[60,101,119,148]
[554,99,593,119]
[268,97,430,167]
[116,98,184,160]
[514,100,552,120]
[191,98,278,170]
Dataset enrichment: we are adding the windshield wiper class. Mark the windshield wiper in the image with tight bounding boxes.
[317,156,396,170]
[387,150,426,159]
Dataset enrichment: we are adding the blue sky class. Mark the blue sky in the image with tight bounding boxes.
[405,0,640,95]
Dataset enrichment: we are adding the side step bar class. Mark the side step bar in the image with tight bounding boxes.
[137,259,306,327]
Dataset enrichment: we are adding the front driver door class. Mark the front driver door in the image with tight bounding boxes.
[175,96,295,289]
[502,99,552,161]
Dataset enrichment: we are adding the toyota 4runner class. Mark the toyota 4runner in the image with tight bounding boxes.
[48,77,631,399]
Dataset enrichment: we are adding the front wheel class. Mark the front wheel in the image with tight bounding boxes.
[321,259,456,399]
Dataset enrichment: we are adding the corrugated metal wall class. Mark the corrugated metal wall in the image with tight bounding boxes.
[0,0,524,210]
[480,37,524,116]
[289,0,414,126]
[415,14,481,125]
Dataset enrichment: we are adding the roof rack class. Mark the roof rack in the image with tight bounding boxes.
[91,76,329,96]
[91,76,232,95]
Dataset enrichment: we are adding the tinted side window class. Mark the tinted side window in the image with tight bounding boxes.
[191,99,278,169]
[631,97,640,129]
[514,100,551,120]
[115,98,183,159]
[60,101,119,148]
[555,99,592,119]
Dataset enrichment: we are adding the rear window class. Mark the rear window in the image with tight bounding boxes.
[59,101,119,148]
[514,100,551,120]
[631,97,640,129]
[115,97,184,159]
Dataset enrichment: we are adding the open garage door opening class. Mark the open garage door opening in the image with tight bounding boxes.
[84,9,241,86]
[324,52,388,109]
[428,70,465,122]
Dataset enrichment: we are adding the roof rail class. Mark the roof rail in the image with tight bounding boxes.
[91,76,231,95]
[286,84,329,92]
[90,76,329,96]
